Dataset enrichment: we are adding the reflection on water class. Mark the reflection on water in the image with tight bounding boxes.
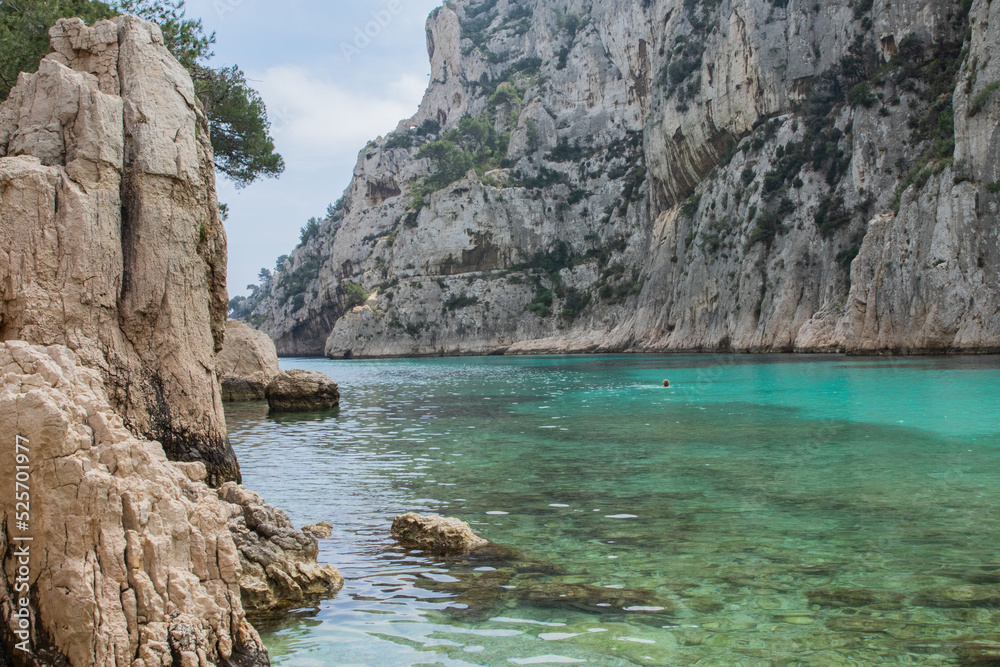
[226,355,1000,666]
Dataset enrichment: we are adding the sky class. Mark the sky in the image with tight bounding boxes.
[181,0,443,296]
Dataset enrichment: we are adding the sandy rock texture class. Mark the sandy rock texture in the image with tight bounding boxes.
[302,522,334,539]
[265,369,340,413]
[218,321,282,402]
[0,342,268,667]
[0,17,236,484]
[244,0,1000,357]
[391,514,490,555]
[0,343,344,665]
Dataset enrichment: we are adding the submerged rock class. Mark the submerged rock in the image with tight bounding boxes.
[218,320,283,402]
[391,513,490,555]
[303,522,334,539]
[265,369,341,413]
[806,588,906,610]
[913,584,1000,608]
[684,596,725,614]
[220,485,344,612]
[387,517,674,622]
[956,641,1000,665]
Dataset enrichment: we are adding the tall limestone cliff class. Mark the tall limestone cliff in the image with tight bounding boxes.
[0,17,344,666]
[246,0,999,356]
[0,17,238,482]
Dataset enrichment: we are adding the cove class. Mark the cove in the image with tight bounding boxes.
[226,354,1000,666]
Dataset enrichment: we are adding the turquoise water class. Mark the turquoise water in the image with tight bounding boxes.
[225,355,1000,666]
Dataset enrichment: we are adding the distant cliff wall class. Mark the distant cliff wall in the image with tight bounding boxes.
[245,0,1000,357]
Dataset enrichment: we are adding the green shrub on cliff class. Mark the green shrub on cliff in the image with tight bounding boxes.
[408,116,512,214]
[343,282,370,309]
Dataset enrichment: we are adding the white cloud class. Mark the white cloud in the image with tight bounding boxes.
[252,66,425,167]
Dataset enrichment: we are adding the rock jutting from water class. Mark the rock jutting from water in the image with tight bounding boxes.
[242,0,1000,358]
[265,368,341,413]
[302,522,335,539]
[220,485,344,611]
[391,513,490,555]
[218,319,283,402]
[219,320,344,412]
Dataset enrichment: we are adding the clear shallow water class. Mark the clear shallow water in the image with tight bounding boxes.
[225,354,1000,666]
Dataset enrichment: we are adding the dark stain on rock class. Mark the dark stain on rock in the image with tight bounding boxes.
[366,179,402,206]
[439,231,505,275]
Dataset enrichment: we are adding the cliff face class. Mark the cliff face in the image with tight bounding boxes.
[0,17,238,482]
[247,0,999,357]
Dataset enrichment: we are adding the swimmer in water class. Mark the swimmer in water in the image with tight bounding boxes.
[663,379,671,387]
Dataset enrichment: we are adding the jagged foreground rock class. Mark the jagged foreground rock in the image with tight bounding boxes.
[0,343,270,666]
[0,343,343,665]
[220,484,342,610]
[248,0,1000,357]
[0,18,344,666]
[0,17,237,483]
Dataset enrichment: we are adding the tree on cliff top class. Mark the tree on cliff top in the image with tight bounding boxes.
[0,0,284,188]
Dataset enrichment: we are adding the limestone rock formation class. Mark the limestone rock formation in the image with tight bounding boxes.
[219,485,344,611]
[391,514,490,555]
[218,320,282,402]
[0,343,268,667]
[242,0,1000,357]
[0,16,346,665]
[265,369,340,413]
[0,16,237,483]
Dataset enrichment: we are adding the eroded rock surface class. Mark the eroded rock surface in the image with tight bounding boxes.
[220,485,344,612]
[0,17,345,665]
[0,16,236,484]
[265,369,340,413]
[0,343,268,667]
[391,513,490,555]
[218,320,282,402]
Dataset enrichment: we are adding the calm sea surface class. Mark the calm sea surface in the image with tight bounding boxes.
[225,354,1000,666]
